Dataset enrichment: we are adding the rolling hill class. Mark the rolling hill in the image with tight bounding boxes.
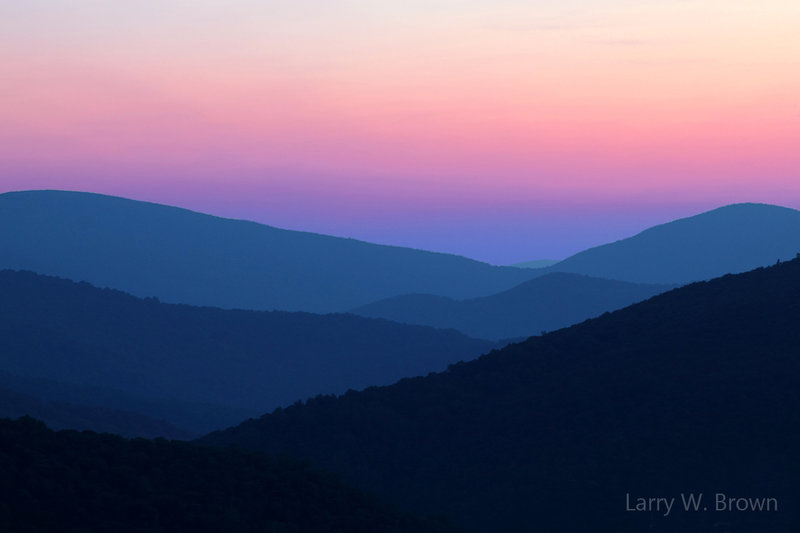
[203,256,800,532]
[547,203,800,284]
[0,190,536,313]
[351,273,673,340]
[0,270,495,434]
[348,203,798,341]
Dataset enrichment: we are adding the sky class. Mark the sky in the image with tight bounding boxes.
[2,0,799,264]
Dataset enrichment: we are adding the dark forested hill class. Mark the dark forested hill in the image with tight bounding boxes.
[0,417,465,533]
[351,273,672,340]
[548,203,800,284]
[0,270,494,434]
[203,256,800,533]
[0,190,535,312]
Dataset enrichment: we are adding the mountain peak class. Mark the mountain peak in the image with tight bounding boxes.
[550,202,800,284]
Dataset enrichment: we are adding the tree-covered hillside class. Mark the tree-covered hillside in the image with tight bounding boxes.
[204,256,800,532]
[0,269,494,434]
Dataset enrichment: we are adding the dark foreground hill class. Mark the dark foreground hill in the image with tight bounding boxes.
[0,417,464,533]
[203,257,800,532]
[0,190,535,312]
[352,273,672,340]
[548,203,800,284]
[0,270,494,434]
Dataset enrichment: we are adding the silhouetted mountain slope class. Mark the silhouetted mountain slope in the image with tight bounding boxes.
[0,387,194,440]
[548,203,800,283]
[0,270,495,434]
[0,190,536,312]
[203,257,800,533]
[0,417,465,533]
[351,273,672,340]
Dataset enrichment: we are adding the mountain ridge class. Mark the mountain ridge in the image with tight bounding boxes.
[0,269,495,434]
[202,256,800,532]
[0,189,536,312]
[546,202,800,284]
[351,272,674,340]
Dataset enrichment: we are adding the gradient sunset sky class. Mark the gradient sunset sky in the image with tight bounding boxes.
[2,1,799,263]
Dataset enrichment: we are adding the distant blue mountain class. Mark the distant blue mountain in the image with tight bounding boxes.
[0,270,495,434]
[351,273,673,340]
[350,203,800,340]
[203,255,800,533]
[547,203,800,284]
[0,190,536,312]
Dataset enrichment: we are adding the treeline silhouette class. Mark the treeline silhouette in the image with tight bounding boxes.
[0,269,494,434]
[0,417,466,533]
[203,256,800,532]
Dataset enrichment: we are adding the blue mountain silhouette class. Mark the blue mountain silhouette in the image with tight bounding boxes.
[351,273,673,340]
[348,203,800,340]
[204,256,800,533]
[0,190,536,312]
[0,269,495,434]
[548,203,800,283]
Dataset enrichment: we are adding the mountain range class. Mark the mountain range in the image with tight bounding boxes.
[349,202,800,339]
[543,202,800,284]
[4,191,799,346]
[3,189,800,531]
[0,190,535,313]
[351,273,673,340]
[203,256,800,533]
[0,269,495,435]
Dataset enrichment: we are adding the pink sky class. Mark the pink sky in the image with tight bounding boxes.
[2,1,799,263]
